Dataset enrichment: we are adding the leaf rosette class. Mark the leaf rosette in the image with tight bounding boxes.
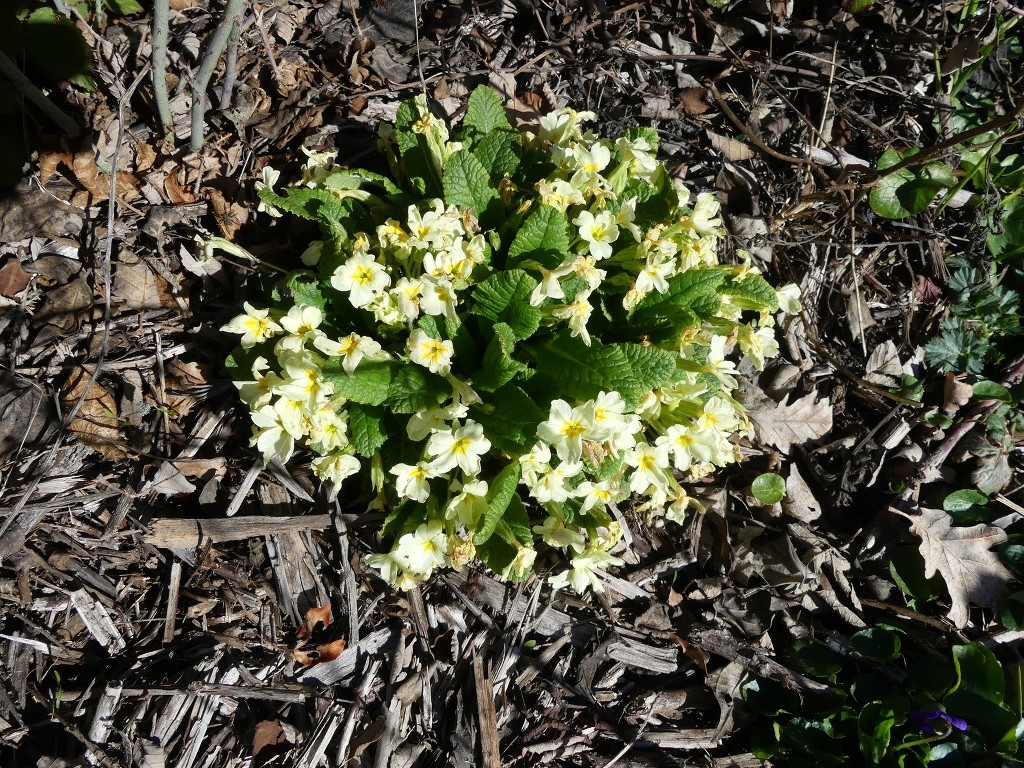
[219,87,799,592]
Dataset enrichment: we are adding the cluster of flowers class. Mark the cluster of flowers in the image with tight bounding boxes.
[221,91,800,593]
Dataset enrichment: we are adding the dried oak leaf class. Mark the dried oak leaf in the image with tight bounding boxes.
[60,367,127,461]
[906,507,1013,629]
[749,392,833,453]
[293,638,346,667]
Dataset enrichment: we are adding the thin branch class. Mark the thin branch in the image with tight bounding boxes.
[190,0,246,153]
[152,0,172,135]
[0,50,79,136]
[217,14,243,110]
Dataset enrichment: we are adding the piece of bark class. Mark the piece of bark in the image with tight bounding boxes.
[144,514,332,549]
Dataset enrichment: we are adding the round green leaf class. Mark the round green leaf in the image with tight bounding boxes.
[851,628,901,660]
[943,489,989,514]
[752,472,786,504]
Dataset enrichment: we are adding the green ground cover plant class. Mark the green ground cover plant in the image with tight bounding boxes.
[217,86,798,592]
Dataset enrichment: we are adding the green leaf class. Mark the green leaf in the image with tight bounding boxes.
[469,385,546,455]
[348,404,388,457]
[857,702,895,765]
[474,128,522,179]
[627,269,725,340]
[950,643,1004,703]
[843,0,876,11]
[751,473,786,504]
[973,379,1015,404]
[943,489,989,514]
[851,628,901,660]
[287,274,327,311]
[989,195,1024,261]
[443,149,497,217]
[323,360,393,405]
[473,461,522,545]
[386,365,450,414]
[506,205,570,269]
[723,272,780,311]
[461,86,511,144]
[503,494,533,547]
[530,334,678,410]
[259,187,351,223]
[475,534,517,576]
[470,270,542,340]
[869,148,954,219]
[475,322,531,392]
[107,0,144,13]
[999,535,1024,579]
[998,591,1024,631]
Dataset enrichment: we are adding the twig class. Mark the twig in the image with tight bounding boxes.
[218,15,243,109]
[0,69,148,560]
[190,0,246,153]
[151,0,173,136]
[0,50,79,136]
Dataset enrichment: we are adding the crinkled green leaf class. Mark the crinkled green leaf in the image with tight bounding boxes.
[471,270,542,339]
[461,85,511,144]
[628,269,725,339]
[287,274,327,311]
[531,333,678,410]
[323,360,393,406]
[469,384,546,455]
[443,149,497,217]
[474,128,522,179]
[503,495,533,547]
[507,205,570,269]
[386,364,450,413]
[475,321,531,392]
[474,461,522,545]
[723,272,780,311]
[348,403,387,457]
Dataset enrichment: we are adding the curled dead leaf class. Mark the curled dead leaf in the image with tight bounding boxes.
[0,256,31,299]
[293,637,346,667]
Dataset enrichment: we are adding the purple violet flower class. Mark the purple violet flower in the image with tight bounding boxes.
[909,709,968,736]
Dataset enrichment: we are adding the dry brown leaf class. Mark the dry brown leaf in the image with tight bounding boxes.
[906,507,1013,628]
[864,341,903,386]
[304,604,333,633]
[0,371,55,461]
[749,392,833,453]
[60,367,127,461]
[113,253,176,310]
[943,373,974,413]
[252,720,291,768]
[205,187,248,240]
[679,87,711,116]
[165,167,198,204]
[143,461,197,497]
[707,131,756,161]
[293,637,347,666]
[0,256,31,299]
[782,463,821,522]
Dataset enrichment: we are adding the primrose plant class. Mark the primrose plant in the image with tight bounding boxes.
[218,86,800,592]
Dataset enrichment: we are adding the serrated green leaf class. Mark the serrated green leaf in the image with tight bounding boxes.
[386,365,450,413]
[474,461,522,545]
[469,385,546,455]
[506,205,570,269]
[627,269,725,339]
[287,274,327,311]
[530,334,678,410]
[474,128,522,179]
[751,473,786,504]
[323,360,394,405]
[471,270,542,339]
[348,403,387,457]
[461,86,511,144]
[259,187,350,222]
[475,322,531,392]
[443,149,497,217]
[723,272,780,311]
